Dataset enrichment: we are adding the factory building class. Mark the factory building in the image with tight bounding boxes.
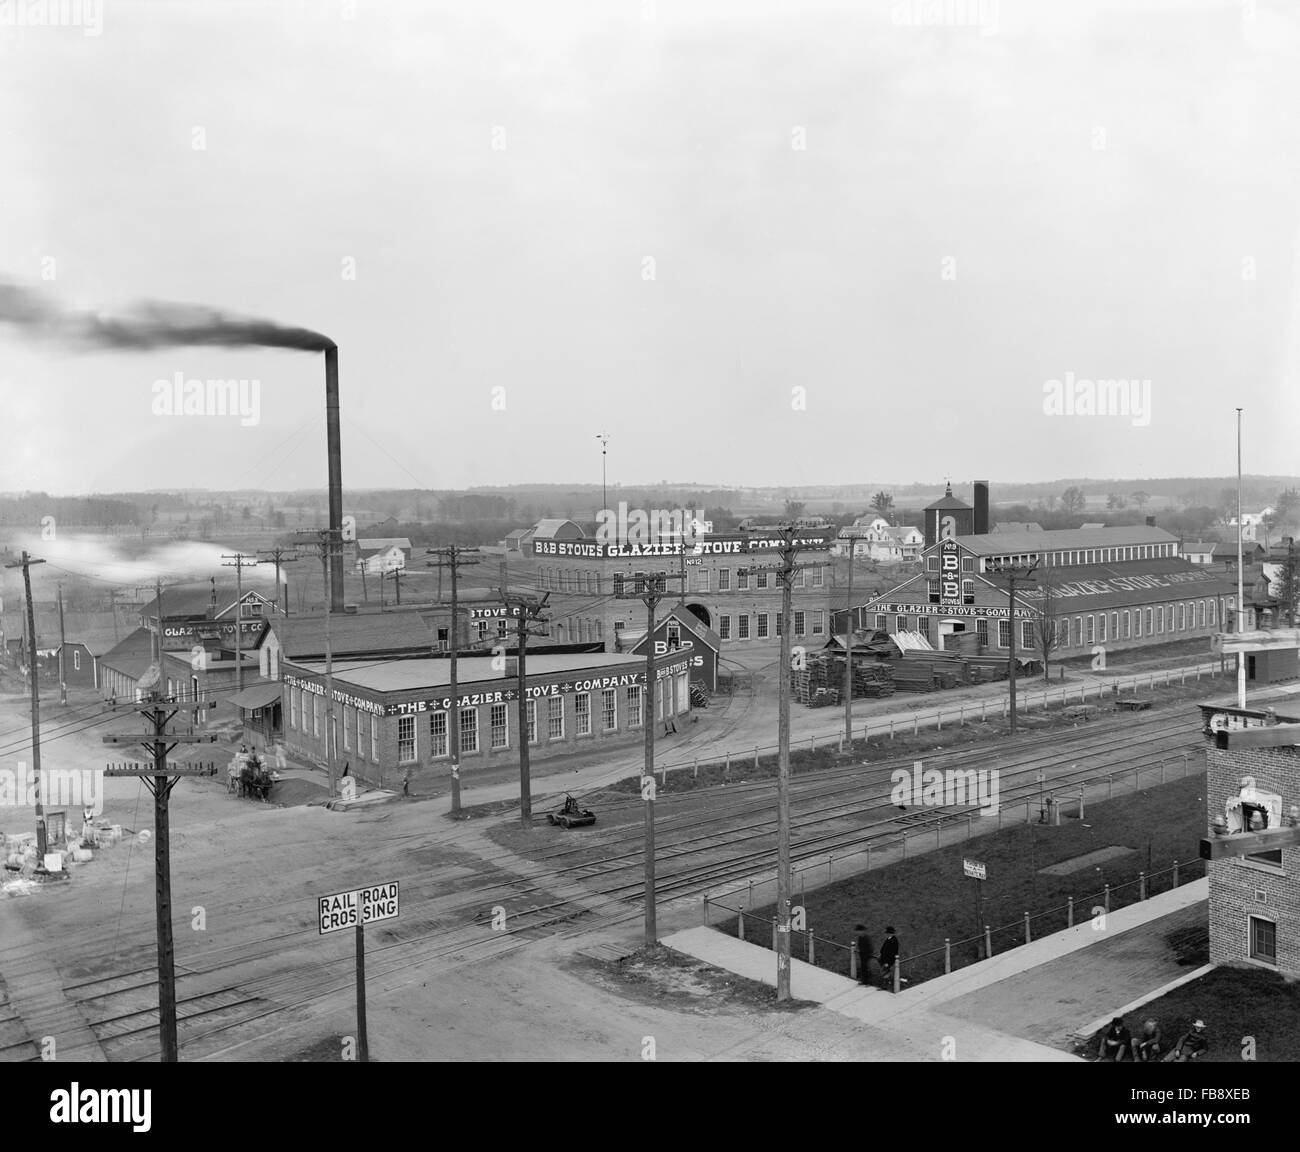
[855,524,1241,658]
[279,648,696,787]
[490,518,838,650]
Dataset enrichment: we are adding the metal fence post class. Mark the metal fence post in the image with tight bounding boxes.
[808,931,815,965]
[1079,785,1085,821]
[943,938,951,973]
[984,924,993,957]
[1024,912,1031,944]
[1104,883,1111,913]
[754,747,759,771]
[902,831,908,858]
[724,752,730,780]
[1172,859,1179,887]
[810,734,815,753]
[981,700,986,722]
[693,758,699,778]
[960,704,965,726]
[850,940,859,981]
[1107,774,1113,800]
[893,962,901,994]
[1067,895,1074,928]
[937,710,942,732]
[1139,871,1147,900]
[738,909,745,939]
[913,716,918,736]
[703,894,710,924]
[828,854,834,881]
[866,845,871,870]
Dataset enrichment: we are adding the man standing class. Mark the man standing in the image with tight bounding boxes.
[878,926,900,987]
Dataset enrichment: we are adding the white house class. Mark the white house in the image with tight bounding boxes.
[834,516,923,562]
[355,537,412,575]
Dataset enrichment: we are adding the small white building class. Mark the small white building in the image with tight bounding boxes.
[355,538,412,575]
[836,517,923,562]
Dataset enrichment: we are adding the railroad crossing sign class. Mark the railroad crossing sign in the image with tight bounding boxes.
[963,858,987,880]
[318,881,400,934]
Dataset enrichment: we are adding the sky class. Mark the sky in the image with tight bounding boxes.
[1,0,1298,496]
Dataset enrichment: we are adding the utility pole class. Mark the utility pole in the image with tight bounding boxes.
[256,546,299,618]
[107,588,121,643]
[615,570,683,945]
[385,567,403,605]
[7,552,48,860]
[57,581,67,706]
[297,529,342,794]
[499,589,550,826]
[103,693,216,1061]
[596,431,610,515]
[1236,407,1246,708]
[426,546,481,813]
[843,539,854,744]
[741,524,832,1001]
[221,552,259,693]
[988,559,1039,734]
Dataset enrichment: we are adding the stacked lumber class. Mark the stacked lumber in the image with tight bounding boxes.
[795,651,896,704]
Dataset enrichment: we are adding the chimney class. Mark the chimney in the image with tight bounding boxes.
[1145,515,1156,527]
[974,481,989,535]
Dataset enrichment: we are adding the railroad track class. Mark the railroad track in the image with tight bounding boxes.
[0,706,1212,1061]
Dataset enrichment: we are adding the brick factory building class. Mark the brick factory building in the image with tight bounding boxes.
[855,524,1242,660]
[279,648,697,788]
[1199,702,1300,979]
[490,519,839,650]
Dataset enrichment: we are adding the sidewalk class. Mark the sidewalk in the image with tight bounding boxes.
[663,878,1210,1061]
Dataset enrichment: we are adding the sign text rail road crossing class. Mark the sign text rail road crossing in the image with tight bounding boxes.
[315,880,400,1062]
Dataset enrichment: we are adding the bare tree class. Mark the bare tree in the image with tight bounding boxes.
[1130,490,1150,511]
[870,491,895,520]
[1030,568,1063,681]
[1106,493,1128,510]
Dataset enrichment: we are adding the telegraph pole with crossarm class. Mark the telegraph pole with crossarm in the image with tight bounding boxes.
[614,570,684,945]
[221,552,260,694]
[426,546,481,813]
[6,551,48,859]
[741,524,833,1001]
[499,589,550,826]
[986,558,1039,734]
[102,680,217,1061]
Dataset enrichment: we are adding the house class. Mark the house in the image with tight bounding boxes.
[503,526,537,553]
[1184,541,1219,566]
[354,538,413,575]
[627,604,721,693]
[838,516,924,562]
[97,628,158,701]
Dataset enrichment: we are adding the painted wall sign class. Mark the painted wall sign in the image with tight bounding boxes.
[871,603,1035,619]
[940,539,961,605]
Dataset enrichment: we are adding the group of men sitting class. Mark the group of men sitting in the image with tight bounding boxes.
[1096,1016,1209,1062]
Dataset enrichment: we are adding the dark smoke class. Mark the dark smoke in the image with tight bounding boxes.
[0,277,334,352]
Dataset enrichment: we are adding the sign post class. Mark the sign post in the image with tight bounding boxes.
[963,858,985,952]
[318,881,400,1062]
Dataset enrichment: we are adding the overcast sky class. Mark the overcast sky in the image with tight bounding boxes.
[1,0,1297,496]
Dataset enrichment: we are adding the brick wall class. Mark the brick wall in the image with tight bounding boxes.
[1204,736,1300,978]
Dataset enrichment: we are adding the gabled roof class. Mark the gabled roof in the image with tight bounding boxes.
[98,628,157,680]
[504,527,535,542]
[630,605,721,655]
[270,610,441,660]
[139,584,273,621]
[357,538,412,552]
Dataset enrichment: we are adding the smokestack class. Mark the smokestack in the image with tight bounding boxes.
[974,480,989,535]
[1145,515,1156,527]
[325,346,345,613]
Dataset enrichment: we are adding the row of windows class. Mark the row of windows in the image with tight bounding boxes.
[877,597,1223,650]
[928,543,1177,573]
[539,566,828,595]
[292,686,648,762]
[718,609,825,641]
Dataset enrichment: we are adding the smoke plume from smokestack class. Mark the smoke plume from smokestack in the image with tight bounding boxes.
[0,277,334,353]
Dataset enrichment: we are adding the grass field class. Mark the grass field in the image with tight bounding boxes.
[722,776,1208,985]
[1090,966,1300,1062]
